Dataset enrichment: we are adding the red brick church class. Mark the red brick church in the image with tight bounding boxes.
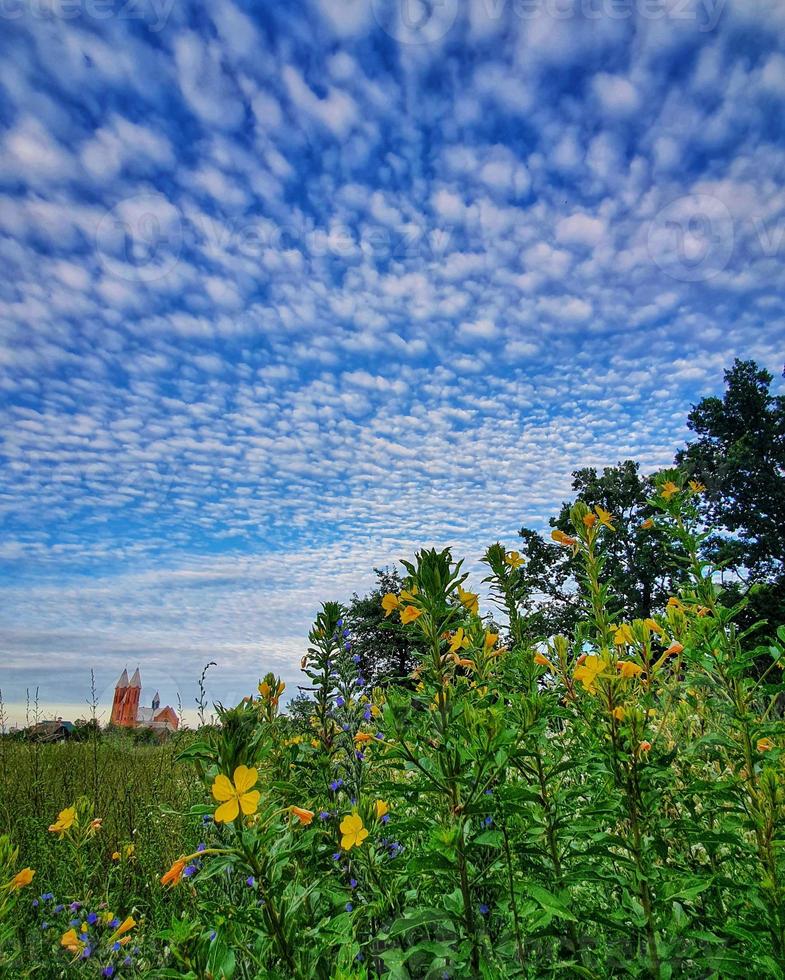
[110,668,179,730]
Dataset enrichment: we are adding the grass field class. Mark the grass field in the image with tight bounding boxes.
[0,734,203,976]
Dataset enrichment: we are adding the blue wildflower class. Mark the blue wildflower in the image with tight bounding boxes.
[102,967,114,977]
[345,902,353,912]
[87,912,98,925]
[479,904,490,915]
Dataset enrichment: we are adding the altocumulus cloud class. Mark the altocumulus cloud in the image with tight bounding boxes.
[0,0,784,716]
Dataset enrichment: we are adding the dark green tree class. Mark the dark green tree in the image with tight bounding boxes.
[345,568,422,687]
[516,461,680,635]
[677,358,785,638]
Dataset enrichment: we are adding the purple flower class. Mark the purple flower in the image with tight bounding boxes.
[319,811,330,820]
[197,842,206,852]
[381,813,390,824]
[344,642,351,652]
[336,696,345,708]
[69,919,80,927]
[81,945,92,959]
[41,892,54,902]
[355,677,365,688]
[209,931,217,942]
[352,654,361,664]
[112,942,121,951]
[350,878,358,889]
[87,912,98,925]
[355,751,365,761]
[123,956,132,966]
[345,902,353,912]
[375,732,384,740]
[202,813,212,824]
[32,899,38,908]
[343,629,350,637]
[69,902,81,911]
[329,779,343,792]
[332,852,341,862]
[109,918,120,929]
[183,864,198,878]
[102,967,115,977]
[479,904,490,915]
[483,816,493,827]
[337,618,344,628]
[484,788,493,796]
[54,905,64,913]
[363,707,372,721]
[41,922,49,930]
[246,876,255,888]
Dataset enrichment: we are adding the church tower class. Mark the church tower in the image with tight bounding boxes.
[121,668,142,727]
[152,691,160,712]
[111,669,129,726]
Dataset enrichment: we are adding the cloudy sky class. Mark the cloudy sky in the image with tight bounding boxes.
[0,0,783,722]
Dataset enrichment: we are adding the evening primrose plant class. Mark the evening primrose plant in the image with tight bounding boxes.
[10,490,783,976]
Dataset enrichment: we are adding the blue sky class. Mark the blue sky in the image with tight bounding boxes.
[1,0,784,722]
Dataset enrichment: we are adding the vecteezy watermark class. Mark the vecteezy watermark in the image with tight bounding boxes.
[0,0,175,31]
[95,196,466,282]
[370,0,726,41]
[647,194,734,283]
[371,0,460,44]
[95,193,183,283]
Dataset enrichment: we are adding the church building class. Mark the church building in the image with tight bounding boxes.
[110,668,179,730]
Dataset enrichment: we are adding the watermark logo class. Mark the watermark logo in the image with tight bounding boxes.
[647,194,734,282]
[371,0,460,44]
[95,193,183,283]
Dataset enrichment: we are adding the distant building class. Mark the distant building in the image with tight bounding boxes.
[110,669,179,731]
[27,719,76,741]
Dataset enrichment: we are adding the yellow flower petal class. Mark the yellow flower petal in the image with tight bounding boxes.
[214,798,240,823]
[239,790,261,815]
[211,773,235,803]
[233,765,258,795]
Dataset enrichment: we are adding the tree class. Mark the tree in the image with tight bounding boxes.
[677,358,785,638]
[516,461,681,635]
[345,568,422,687]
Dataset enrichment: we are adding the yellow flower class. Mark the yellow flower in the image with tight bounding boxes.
[258,680,285,702]
[112,851,121,861]
[354,732,373,745]
[661,480,679,500]
[613,706,626,721]
[614,624,634,646]
[161,858,186,887]
[688,480,706,494]
[551,529,577,547]
[640,518,654,530]
[595,505,615,530]
[449,627,470,653]
[399,587,418,602]
[60,928,86,957]
[457,585,479,615]
[534,652,552,669]
[8,868,34,890]
[758,737,775,753]
[663,641,683,657]
[667,597,686,611]
[400,605,422,625]
[504,550,524,568]
[583,513,597,528]
[638,740,652,753]
[49,806,75,837]
[108,916,136,945]
[289,806,315,825]
[381,593,400,617]
[211,765,261,823]
[484,631,498,651]
[573,655,608,694]
[374,799,389,820]
[340,813,369,851]
[644,618,663,635]
[616,661,644,679]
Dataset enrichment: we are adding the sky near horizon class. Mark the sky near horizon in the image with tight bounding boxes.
[1,0,784,723]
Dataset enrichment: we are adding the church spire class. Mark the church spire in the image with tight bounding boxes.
[129,667,141,688]
[116,668,129,689]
